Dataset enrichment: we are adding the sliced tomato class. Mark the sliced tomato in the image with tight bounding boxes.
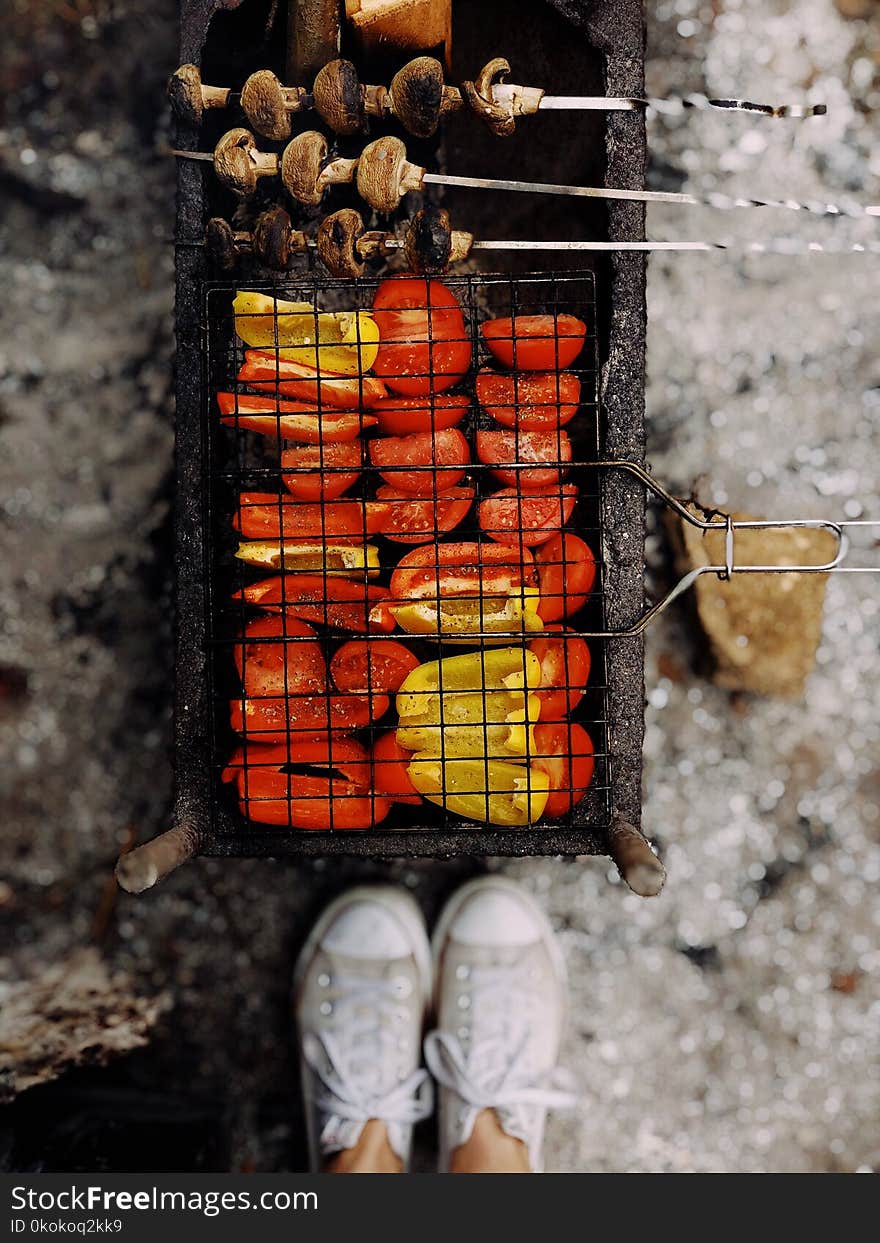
[223,738,390,830]
[368,428,470,495]
[238,351,387,408]
[373,392,470,436]
[479,483,578,548]
[234,493,389,543]
[529,626,591,720]
[372,275,470,396]
[375,484,473,544]
[389,541,537,601]
[234,615,326,699]
[238,576,396,633]
[371,731,422,805]
[331,640,420,695]
[531,721,595,818]
[481,314,587,370]
[475,429,572,489]
[229,691,389,740]
[217,392,374,443]
[475,369,581,431]
[280,441,363,501]
[535,532,597,623]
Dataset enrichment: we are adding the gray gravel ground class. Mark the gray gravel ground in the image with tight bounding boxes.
[1,0,877,1173]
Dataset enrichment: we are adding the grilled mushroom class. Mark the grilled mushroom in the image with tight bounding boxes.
[213,128,278,197]
[403,206,473,273]
[312,59,366,137]
[168,64,230,126]
[280,130,328,206]
[253,206,304,270]
[355,136,423,214]
[461,57,517,138]
[205,217,246,270]
[240,69,309,142]
[316,208,367,278]
[387,56,461,138]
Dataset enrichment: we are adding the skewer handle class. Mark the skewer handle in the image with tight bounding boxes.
[115,822,201,893]
[608,818,667,897]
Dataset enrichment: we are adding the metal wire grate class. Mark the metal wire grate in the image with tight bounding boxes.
[198,270,617,848]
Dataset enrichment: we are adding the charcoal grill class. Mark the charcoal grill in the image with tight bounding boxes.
[116,0,652,892]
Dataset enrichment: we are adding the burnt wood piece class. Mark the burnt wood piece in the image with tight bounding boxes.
[167,0,647,866]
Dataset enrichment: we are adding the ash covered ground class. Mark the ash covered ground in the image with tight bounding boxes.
[0,0,877,1173]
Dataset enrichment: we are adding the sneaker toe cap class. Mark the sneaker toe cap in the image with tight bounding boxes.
[322,901,414,960]
[447,888,545,948]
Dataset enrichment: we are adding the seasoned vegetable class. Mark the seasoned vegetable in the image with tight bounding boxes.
[407,754,550,826]
[232,292,380,374]
[223,738,390,829]
[481,313,587,370]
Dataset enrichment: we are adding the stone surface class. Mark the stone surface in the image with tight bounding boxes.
[0,0,878,1174]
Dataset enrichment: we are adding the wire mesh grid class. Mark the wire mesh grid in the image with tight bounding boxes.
[198,269,618,848]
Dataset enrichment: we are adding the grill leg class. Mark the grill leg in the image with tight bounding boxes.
[115,822,201,894]
[608,816,666,897]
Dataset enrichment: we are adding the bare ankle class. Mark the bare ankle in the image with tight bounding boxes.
[324,1119,403,1174]
[450,1109,531,1174]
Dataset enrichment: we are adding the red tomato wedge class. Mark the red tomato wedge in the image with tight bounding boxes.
[280,441,362,501]
[238,351,387,407]
[476,429,572,489]
[223,739,390,830]
[529,626,591,720]
[238,576,396,633]
[234,615,326,699]
[375,485,474,544]
[330,640,420,695]
[389,541,537,600]
[234,493,389,543]
[475,369,581,431]
[535,533,597,623]
[479,483,578,547]
[229,691,389,741]
[217,393,374,443]
[371,732,422,805]
[481,314,587,370]
[372,275,470,396]
[373,392,470,436]
[368,428,470,495]
[531,721,595,818]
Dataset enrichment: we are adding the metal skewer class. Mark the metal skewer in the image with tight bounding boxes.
[424,171,880,221]
[170,141,880,221]
[493,85,827,120]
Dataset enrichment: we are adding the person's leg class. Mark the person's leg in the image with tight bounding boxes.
[450,1109,531,1174]
[324,1120,402,1174]
[425,877,574,1174]
[294,886,434,1174]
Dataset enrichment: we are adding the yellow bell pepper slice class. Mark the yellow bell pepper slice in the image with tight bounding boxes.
[397,687,540,728]
[232,292,380,374]
[235,541,380,577]
[397,647,542,702]
[396,720,536,759]
[407,754,550,826]
[390,587,543,640]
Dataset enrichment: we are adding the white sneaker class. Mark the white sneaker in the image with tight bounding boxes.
[424,876,576,1173]
[294,885,433,1171]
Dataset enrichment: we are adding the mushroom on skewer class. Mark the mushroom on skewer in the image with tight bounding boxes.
[173,130,880,220]
[169,57,826,141]
[203,205,473,276]
[196,204,880,277]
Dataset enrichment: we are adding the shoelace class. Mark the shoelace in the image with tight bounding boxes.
[302,974,433,1141]
[423,1028,577,1113]
[423,963,577,1113]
